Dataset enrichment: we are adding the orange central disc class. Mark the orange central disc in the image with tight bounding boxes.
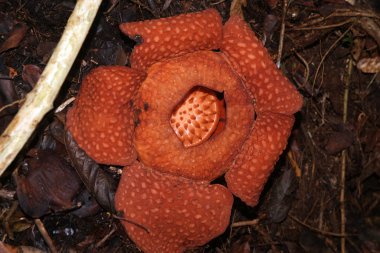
[170,88,223,148]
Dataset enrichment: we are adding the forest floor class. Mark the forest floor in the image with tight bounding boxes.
[0,0,379,253]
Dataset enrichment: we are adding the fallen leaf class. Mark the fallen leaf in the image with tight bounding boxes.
[325,130,354,154]
[22,64,42,87]
[357,56,380,73]
[0,65,18,133]
[263,14,279,44]
[230,0,247,16]
[64,130,117,212]
[15,150,82,218]
[0,23,28,53]
[267,168,297,223]
[0,79,17,117]
[162,0,173,11]
[0,242,46,253]
[358,17,380,48]
[71,190,101,217]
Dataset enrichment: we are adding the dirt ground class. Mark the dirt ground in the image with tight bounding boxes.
[0,0,379,252]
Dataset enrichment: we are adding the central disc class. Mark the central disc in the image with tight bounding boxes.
[170,87,223,148]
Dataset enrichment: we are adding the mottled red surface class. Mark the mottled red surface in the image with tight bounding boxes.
[134,51,254,181]
[170,87,224,148]
[66,66,146,166]
[225,112,295,206]
[67,9,303,253]
[221,15,303,114]
[119,9,222,71]
[115,162,233,253]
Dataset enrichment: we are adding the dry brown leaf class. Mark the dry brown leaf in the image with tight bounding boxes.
[230,0,247,17]
[64,131,117,212]
[0,70,18,133]
[0,23,28,54]
[325,131,354,154]
[22,65,42,88]
[15,150,82,218]
[0,242,45,253]
[357,56,380,73]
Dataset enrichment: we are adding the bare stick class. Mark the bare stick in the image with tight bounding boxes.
[276,0,288,68]
[289,215,350,237]
[95,225,117,248]
[340,58,352,253]
[231,218,260,228]
[0,99,24,114]
[0,0,102,175]
[312,27,352,91]
[34,218,58,253]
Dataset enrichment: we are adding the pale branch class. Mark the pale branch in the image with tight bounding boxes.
[0,0,102,175]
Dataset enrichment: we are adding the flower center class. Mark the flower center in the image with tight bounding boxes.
[170,86,225,148]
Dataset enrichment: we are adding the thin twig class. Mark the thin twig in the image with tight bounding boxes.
[295,9,379,28]
[113,214,150,233]
[95,225,117,248]
[327,9,379,19]
[290,18,355,31]
[54,97,75,113]
[0,99,24,114]
[4,201,18,240]
[210,0,226,5]
[276,0,288,68]
[34,219,58,253]
[366,72,378,90]
[312,27,352,91]
[0,0,102,175]
[289,215,350,237]
[104,0,119,15]
[320,93,328,126]
[294,51,310,88]
[231,218,260,228]
[130,0,158,17]
[287,151,301,177]
[340,58,353,253]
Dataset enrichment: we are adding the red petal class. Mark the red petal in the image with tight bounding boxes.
[221,15,303,114]
[225,112,294,206]
[120,9,222,71]
[66,66,146,166]
[115,162,233,253]
[134,51,254,181]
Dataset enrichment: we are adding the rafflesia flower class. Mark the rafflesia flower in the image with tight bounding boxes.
[66,9,303,253]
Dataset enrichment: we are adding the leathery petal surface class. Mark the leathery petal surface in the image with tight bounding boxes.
[66,66,146,166]
[120,9,222,71]
[115,162,233,253]
[134,50,254,181]
[221,15,303,114]
[225,112,295,206]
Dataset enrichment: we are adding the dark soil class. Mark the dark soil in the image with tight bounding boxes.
[0,0,379,253]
